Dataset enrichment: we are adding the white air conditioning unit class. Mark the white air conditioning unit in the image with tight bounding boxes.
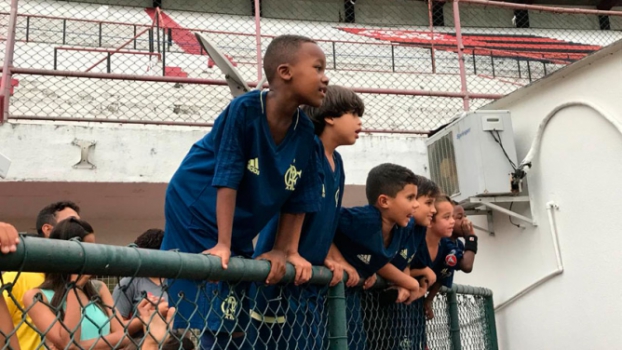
[426,110,518,203]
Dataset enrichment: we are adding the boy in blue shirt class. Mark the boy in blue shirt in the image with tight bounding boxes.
[412,195,464,322]
[161,34,329,349]
[251,85,365,350]
[330,163,421,350]
[366,176,441,350]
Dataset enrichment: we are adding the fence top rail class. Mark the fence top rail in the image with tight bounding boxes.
[459,0,622,17]
[0,236,490,298]
[9,11,154,28]
[7,67,503,100]
[442,284,493,297]
[0,235,335,285]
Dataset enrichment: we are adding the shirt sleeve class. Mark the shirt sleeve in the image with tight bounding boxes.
[211,100,247,190]
[112,277,135,319]
[281,151,322,214]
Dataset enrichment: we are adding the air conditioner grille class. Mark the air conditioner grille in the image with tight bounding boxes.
[428,131,459,196]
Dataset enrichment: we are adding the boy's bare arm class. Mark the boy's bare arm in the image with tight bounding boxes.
[203,188,237,269]
[460,250,476,273]
[424,281,443,320]
[0,297,19,350]
[378,263,420,292]
[257,213,308,286]
[458,219,477,273]
[411,267,437,286]
[325,243,360,287]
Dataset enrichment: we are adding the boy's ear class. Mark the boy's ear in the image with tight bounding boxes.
[324,117,335,127]
[276,64,292,81]
[377,194,391,209]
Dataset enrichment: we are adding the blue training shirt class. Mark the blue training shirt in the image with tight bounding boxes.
[162,90,322,257]
[392,224,427,271]
[254,136,345,265]
[333,206,414,280]
[411,237,463,288]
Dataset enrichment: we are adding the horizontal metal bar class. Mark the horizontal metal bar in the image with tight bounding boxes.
[469,196,530,203]
[8,68,501,99]
[479,201,536,226]
[0,236,335,285]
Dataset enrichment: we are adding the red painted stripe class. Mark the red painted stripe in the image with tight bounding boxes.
[145,8,201,55]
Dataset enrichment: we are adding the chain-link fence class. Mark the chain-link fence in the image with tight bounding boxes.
[0,235,497,350]
[1,0,621,132]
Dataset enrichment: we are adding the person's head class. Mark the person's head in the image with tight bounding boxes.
[301,85,364,144]
[452,204,467,237]
[366,163,419,227]
[36,201,81,237]
[413,176,441,227]
[134,228,164,250]
[430,195,455,238]
[41,218,103,316]
[263,35,329,107]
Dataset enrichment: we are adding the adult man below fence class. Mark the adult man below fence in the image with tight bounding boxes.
[1,201,80,350]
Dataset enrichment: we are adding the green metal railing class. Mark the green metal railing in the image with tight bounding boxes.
[0,236,497,349]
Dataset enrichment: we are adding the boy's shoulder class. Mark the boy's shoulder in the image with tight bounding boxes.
[339,205,381,232]
[227,90,263,114]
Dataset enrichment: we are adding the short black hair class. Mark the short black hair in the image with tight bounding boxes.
[366,163,418,205]
[134,228,164,250]
[301,85,365,135]
[415,176,440,199]
[263,35,316,83]
[36,201,81,236]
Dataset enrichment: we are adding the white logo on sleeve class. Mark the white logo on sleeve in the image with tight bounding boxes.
[284,164,302,191]
[247,158,260,175]
[357,254,371,264]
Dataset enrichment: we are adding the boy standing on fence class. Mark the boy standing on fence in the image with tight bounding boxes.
[250,85,364,350]
[331,163,421,350]
[161,34,329,349]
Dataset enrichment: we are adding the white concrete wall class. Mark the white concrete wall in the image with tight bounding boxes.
[0,121,428,184]
[453,42,622,349]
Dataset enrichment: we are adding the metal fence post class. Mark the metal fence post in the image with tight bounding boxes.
[447,289,462,350]
[162,28,166,76]
[254,0,263,83]
[25,16,30,42]
[484,295,499,350]
[327,282,348,350]
[1,0,19,123]
[452,0,470,111]
[98,22,102,47]
[332,41,337,70]
[62,18,66,44]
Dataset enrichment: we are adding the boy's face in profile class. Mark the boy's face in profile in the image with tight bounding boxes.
[329,112,362,145]
[413,194,436,227]
[384,184,420,227]
[289,42,329,108]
